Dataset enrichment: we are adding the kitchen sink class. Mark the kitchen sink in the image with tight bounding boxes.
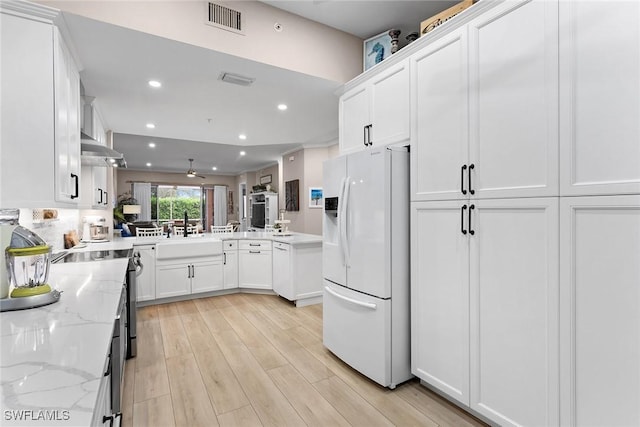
[155,239,223,259]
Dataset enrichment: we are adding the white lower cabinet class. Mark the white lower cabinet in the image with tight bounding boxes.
[91,355,111,426]
[238,240,272,289]
[136,245,155,302]
[411,197,559,426]
[273,241,322,306]
[560,195,640,427]
[223,240,238,289]
[156,256,223,299]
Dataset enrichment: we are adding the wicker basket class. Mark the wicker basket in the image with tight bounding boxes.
[420,0,474,36]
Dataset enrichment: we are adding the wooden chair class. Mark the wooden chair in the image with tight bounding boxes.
[174,225,198,235]
[136,227,163,237]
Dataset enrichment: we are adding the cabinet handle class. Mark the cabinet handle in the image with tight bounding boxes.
[187,265,191,278]
[469,204,475,235]
[249,243,261,247]
[460,165,467,195]
[98,188,103,204]
[102,415,114,426]
[71,173,79,199]
[249,251,261,254]
[104,191,108,205]
[223,253,227,265]
[367,124,373,146]
[363,125,368,147]
[468,163,475,195]
[460,205,467,235]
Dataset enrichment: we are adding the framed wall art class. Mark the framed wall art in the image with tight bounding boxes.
[364,31,392,71]
[285,179,299,211]
[309,187,323,208]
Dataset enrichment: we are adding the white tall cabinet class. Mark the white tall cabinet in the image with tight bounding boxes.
[406,0,640,425]
[0,3,81,208]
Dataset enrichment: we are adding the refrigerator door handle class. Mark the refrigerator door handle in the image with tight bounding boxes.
[337,177,347,266]
[325,286,377,309]
[342,176,352,266]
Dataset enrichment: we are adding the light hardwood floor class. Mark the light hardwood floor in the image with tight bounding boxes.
[122,294,486,427]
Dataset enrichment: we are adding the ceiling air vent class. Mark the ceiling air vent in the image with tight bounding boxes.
[207,2,243,34]
[219,72,255,87]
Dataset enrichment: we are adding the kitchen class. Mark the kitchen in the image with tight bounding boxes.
[2,0,640,426]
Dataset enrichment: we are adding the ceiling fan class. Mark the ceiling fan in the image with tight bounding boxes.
[185,158,206,179]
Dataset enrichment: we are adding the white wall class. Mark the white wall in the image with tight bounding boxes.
[44,0,363,83]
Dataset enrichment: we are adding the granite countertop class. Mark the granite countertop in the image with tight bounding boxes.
[0,248,132,426]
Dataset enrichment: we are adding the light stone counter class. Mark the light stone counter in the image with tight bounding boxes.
[115,231,322,247]
[0,258,129,426]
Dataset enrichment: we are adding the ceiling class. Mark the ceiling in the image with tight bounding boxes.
[63,1,459,176]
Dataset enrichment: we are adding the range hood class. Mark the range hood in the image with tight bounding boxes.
[81,133,127,168]
[80,95,126,167]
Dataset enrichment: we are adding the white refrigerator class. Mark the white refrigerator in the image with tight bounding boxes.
[322,147,411,389]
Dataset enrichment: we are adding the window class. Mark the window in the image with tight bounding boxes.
[153,185,202,223]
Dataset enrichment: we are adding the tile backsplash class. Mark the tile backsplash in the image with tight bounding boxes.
[19,208,79,252]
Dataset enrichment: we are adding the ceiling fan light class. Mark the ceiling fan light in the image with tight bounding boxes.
[187,172,196,178]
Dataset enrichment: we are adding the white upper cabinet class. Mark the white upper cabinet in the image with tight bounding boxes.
[468,0,558,200]
[411,28,469,201]
[559,1,640,196]
[0,5,80,208]
[411,0,559,202]
[339,60,410,154]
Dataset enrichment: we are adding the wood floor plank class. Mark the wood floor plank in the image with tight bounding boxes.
[193,344,250,415]
[396,380,487,427]
[219,306,289,371]
[132,394,176,427]
[160,310,192,358]
[121,358,136,427]
[244,310,333,383]
[137,305,159,323]
[213,328,305,427]
[174,299,199,315]
[134,359,171,403]
[258,304,299,330]
[165,353,219,427]
[201,309,233,334]
[181,312,216,353]
[209,294,233,309]
[313,376,394,427]
[268,365,350,426]
[193,296,219,313]
[217,405,263,427]
[135,319,164,372]
[156,302,180,318]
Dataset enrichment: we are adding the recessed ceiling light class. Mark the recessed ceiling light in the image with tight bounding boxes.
[148,80,162,88]
[148,142,156,148]
[109,158,116,163]
[212,166,217,171]
[240,151,246,156]
[238,134,247,140]
[146,123,155,129]
[277,104,287,111]
[113,164,119,168]
[146,162,152,167]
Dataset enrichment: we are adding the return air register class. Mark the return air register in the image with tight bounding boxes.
[207,2,243,33]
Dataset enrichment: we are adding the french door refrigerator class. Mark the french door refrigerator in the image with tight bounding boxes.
[322,146,411,389]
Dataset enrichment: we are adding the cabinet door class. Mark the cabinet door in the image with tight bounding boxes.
[93,166,108,208]
[411,28,469,202]
[238,250,272,289]
[272,243,292,299]
[468,0,559,199]
[339,85,369,154]
[191,259,223,294]
[559,1,640,196]
[223,250,238,289]
[156,264,190,298]
[369,60,410,148]
[54,31,80,204]
[469,197,559,427]
[560,196,640,426]
[411,201,469,405]
[136,247,156,302]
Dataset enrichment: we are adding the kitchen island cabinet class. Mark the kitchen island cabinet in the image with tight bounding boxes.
[135,244,156,302]
[223,240,238,289]
[272,241,322,307]
[0,2,81,208]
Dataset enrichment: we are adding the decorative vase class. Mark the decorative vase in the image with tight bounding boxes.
[388,29,401,54]
[406,32,419,44]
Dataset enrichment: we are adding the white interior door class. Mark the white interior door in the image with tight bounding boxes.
[345,149,390,298]
[470,197,559,427]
